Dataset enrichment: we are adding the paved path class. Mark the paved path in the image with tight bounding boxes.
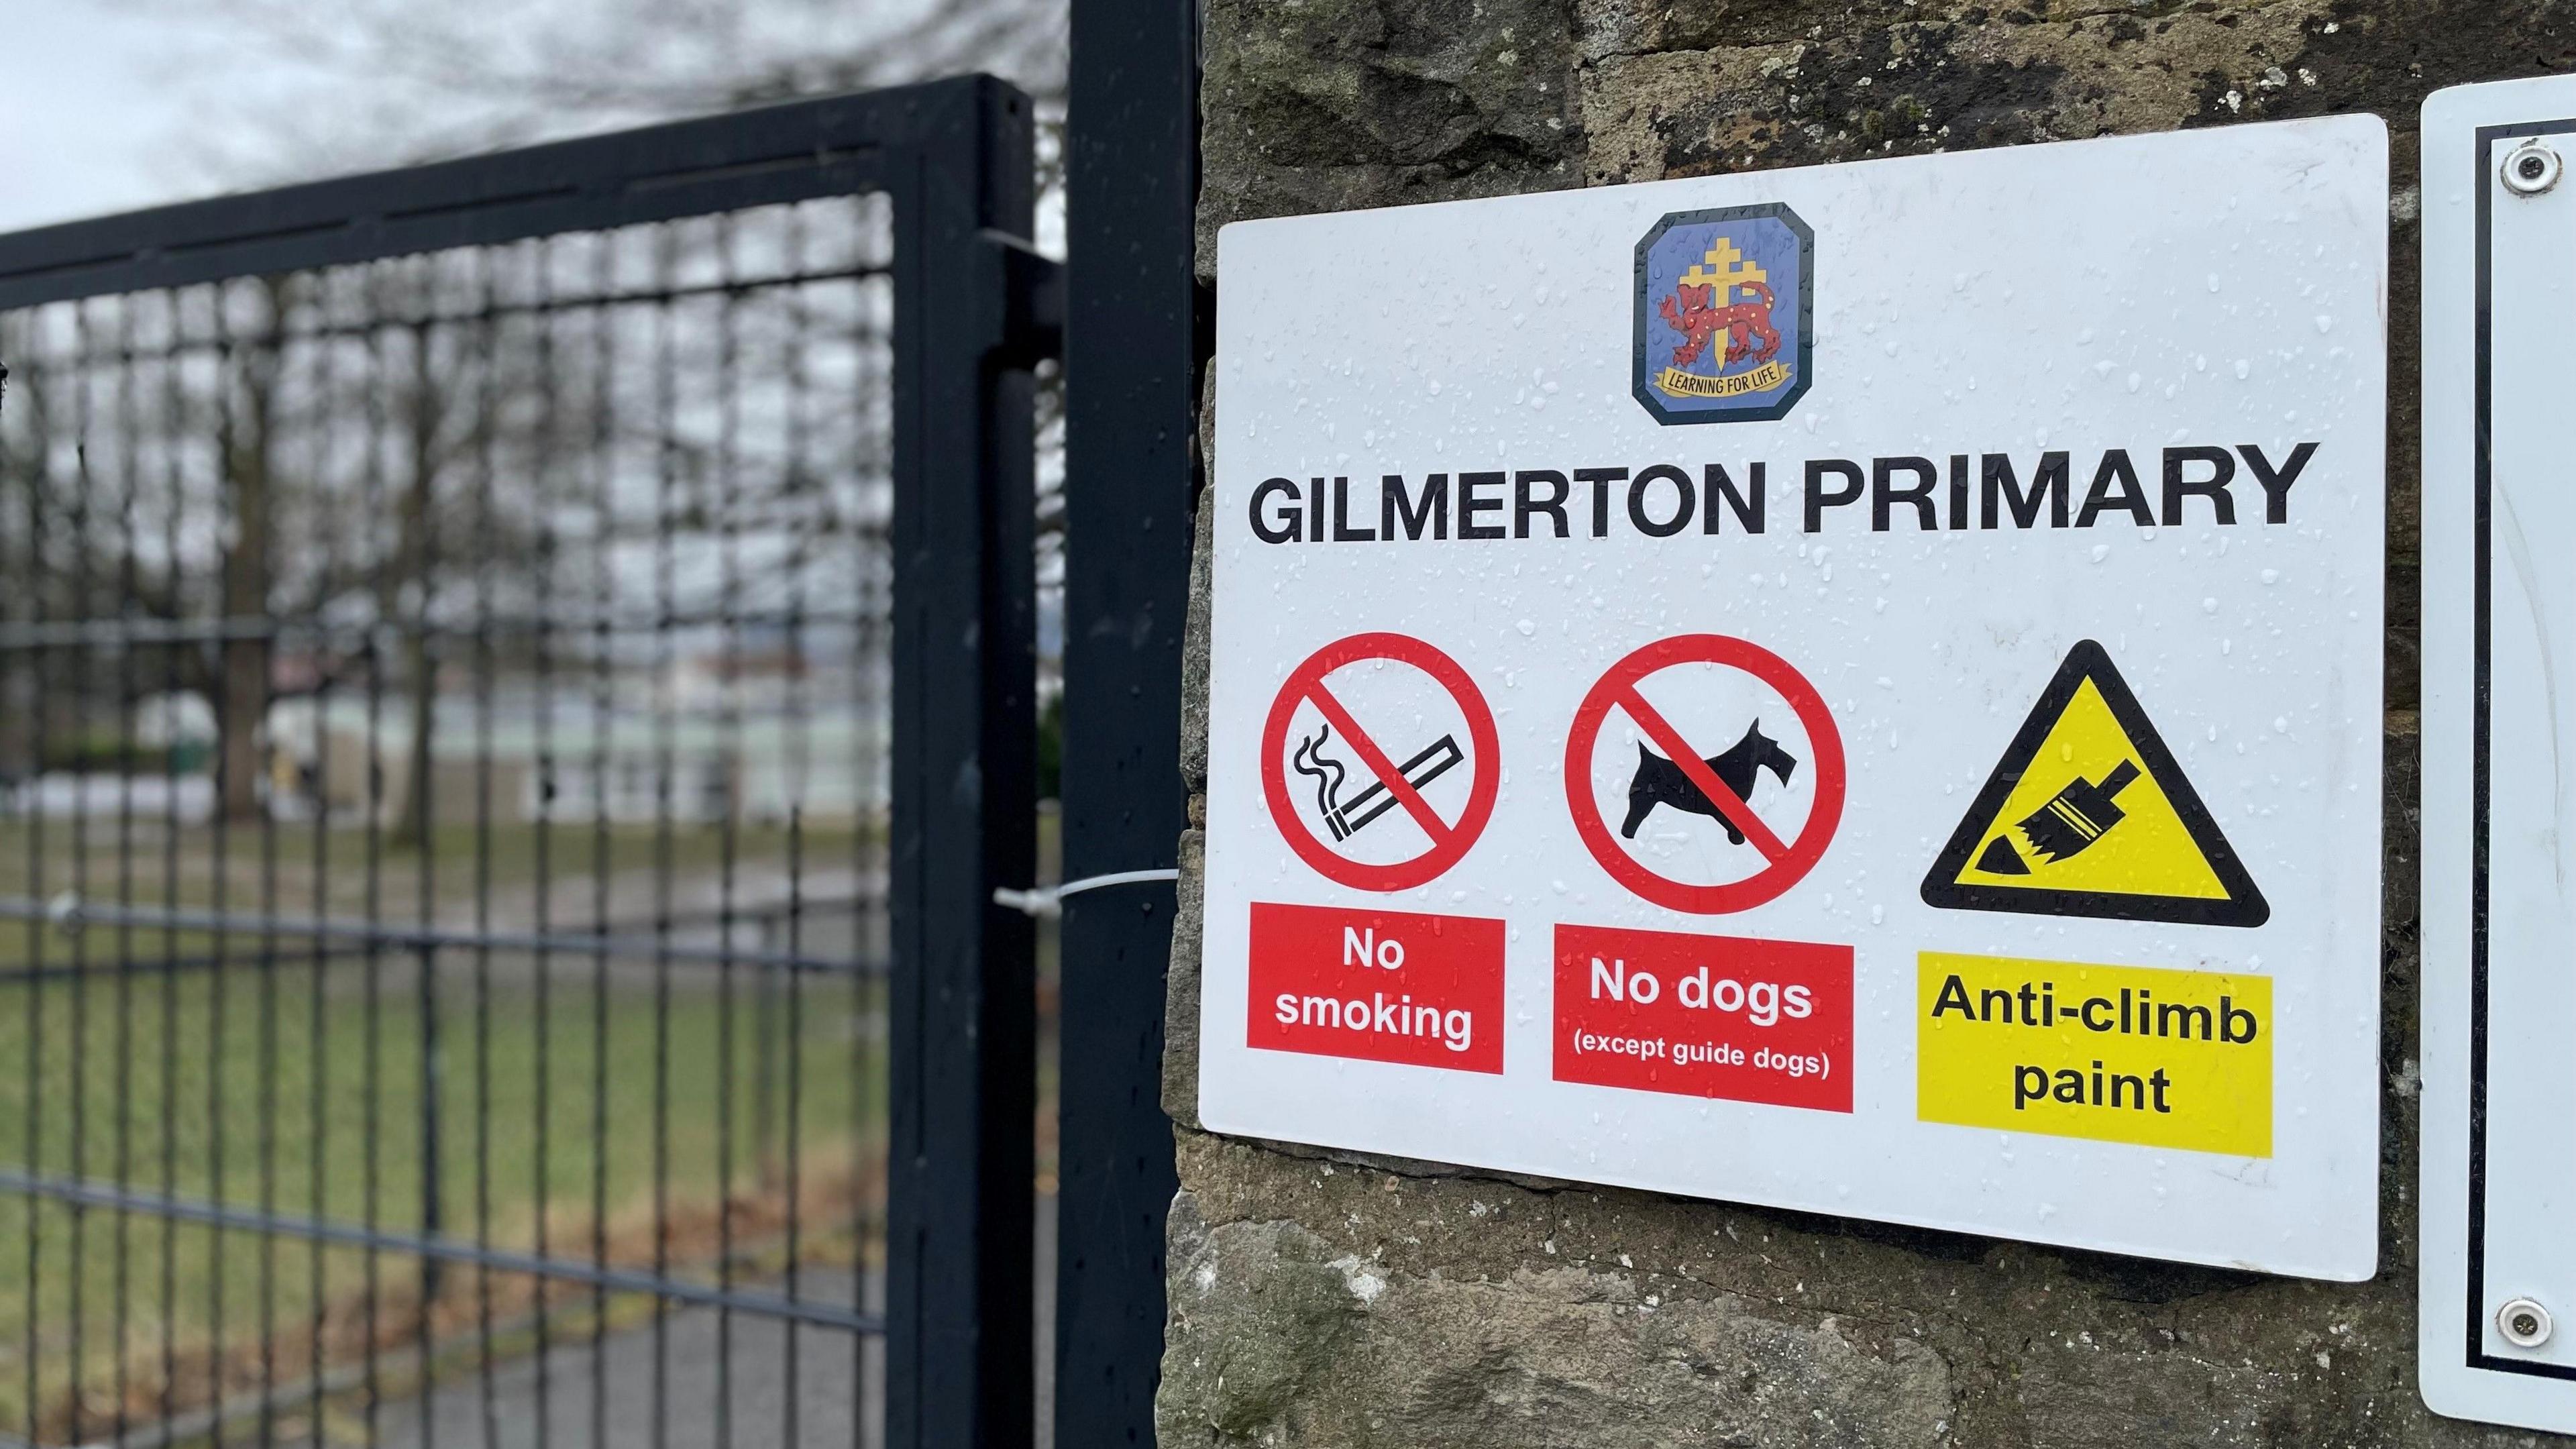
[370,1269,876,1449]
[369,1202,1055,1448]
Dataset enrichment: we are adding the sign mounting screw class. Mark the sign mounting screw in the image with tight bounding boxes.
[2500,1297,2555,1348]
[2503,140,2563,197]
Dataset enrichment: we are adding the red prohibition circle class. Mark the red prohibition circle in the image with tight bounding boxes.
[1564,634,1845,914]
[1260,632,1501,892]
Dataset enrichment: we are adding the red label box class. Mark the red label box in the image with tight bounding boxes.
[1248,902,1505,1074]
[1553,923,1851,1112]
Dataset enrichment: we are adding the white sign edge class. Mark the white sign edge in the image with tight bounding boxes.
[1200,115,2391,1285]
[2416,73,2576,1434]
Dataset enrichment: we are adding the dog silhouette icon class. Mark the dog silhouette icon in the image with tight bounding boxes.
[1619,720,1799,843]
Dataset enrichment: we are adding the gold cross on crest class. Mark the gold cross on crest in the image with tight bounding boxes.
[1678,237,1766,300]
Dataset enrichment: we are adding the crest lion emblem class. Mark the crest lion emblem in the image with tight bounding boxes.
[1632,204,1814,425]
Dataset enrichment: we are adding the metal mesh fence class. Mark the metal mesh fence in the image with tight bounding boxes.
[0,193,900,1447]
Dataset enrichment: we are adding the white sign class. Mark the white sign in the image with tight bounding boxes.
[1201,118,2387,1279]
[2421,74,2576,1431]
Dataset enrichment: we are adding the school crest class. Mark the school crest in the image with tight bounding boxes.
[1633,204,1814,425]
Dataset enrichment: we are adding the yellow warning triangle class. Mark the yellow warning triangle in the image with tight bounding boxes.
[1920,641,2267,928]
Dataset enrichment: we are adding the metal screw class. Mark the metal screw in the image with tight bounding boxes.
[2500,1297,2554,1348]
[2504,141,2563,197]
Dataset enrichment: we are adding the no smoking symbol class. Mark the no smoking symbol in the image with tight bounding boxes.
[1564,635,1845,914]
[1260,633,1501,892]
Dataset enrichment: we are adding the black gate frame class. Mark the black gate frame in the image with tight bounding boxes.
[1055,0,1201,1442]
[0,74,1060,1448]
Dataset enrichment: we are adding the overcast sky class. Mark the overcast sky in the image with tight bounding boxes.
[0,1,292,230]
[0,1,1063,239]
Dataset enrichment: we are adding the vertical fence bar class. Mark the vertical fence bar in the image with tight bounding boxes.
[882,77,1040,1449]
[250,280,283,1449]
[407,294,444,1448]
[305,270,339,1447]
[584,235,616,1449]
[19,333,49,1449]
[778,205,812,1449]
[361,262,391,1448]
[529,235,561,1449]
[113,294,142,1449]
[157,290,189,1437]
[207,299,235,1449]
[67,302,97,1446]
[470,241,502,1449]
[1057,1,1201,1440]
[649,221,681,1449]
[712,215,743,1449]
[849,266,879,1449]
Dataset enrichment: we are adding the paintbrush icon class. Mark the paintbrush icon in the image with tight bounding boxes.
[1973,759,2144,875]
[2014,759,2142,863]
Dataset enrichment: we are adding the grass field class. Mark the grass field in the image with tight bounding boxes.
[0,818,899,1442]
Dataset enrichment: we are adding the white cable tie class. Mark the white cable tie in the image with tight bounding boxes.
[991,867,1181,920]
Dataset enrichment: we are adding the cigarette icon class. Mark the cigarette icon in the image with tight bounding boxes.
[1324,735,1464,841]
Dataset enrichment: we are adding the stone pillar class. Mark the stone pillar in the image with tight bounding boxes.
[1160,3,2556,1442]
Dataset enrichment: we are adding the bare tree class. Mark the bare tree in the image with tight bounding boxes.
[214,284,284,818]
[137,0,1064,180]
[23,0,1061,833]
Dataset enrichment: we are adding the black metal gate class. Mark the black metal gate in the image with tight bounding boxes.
[0,75,1054,1447]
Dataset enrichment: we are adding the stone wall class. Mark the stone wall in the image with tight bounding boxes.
[1159,3,2576,1443]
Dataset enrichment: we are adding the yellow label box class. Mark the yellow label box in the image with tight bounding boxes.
[1917,951,2271,1157]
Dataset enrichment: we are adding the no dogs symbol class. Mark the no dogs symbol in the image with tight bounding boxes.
[1260,633,1501,892]
[1565,636,1845,914]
